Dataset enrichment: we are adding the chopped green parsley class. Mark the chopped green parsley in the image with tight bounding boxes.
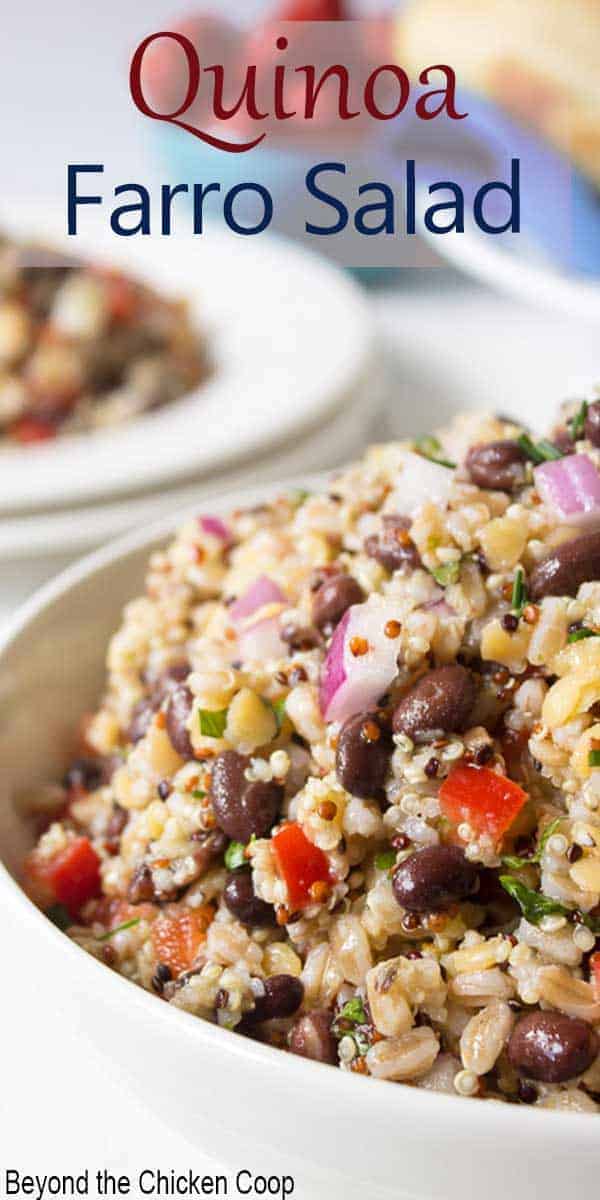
[375,850,396,872]
[414,435,456,470]
[567,627,598,644]
[511,567,527,616]
[431,561,461,587]
[501,818,561,871]
[339,997,367,1025]
[569,400,588,441]
[198,707,228,738]
[224,841,247,871]
[97,918,141,942]
[517,433,562,464]
[499,877,570,925]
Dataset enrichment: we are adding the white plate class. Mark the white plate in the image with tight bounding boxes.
[0,208,375,513]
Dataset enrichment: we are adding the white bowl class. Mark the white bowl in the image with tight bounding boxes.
[0,480,597,1200]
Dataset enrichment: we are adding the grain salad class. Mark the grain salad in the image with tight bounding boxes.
[23,393,600,1111]
[0,237,208,442]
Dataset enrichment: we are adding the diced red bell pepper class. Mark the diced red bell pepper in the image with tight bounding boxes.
[10,416,57,444]
[151,904,214,977]
[24,836,102,917]
[272,822,332,911]
[439,763,527,846]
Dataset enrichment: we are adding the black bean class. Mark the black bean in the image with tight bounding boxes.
[289,1009,337,1064]
[364,514,421,574]
[249,974,304,1023]
[585,401,600,448]
[312,574,365,634]
[106,803,128,840]
[223,868,276,927]
[465,440,527,492]
[128,664,190,746]
[127,864,156,904]
[529,532,600,600]
[165,684,194,758]
[210,751,283,842]
[392,665,476,742]
[508,1011,599,1083]
[335,711,392,800]
[63,757,104,792]
[392,844,478,913]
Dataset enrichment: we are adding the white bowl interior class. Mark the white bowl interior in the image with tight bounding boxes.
[0,537,158,873]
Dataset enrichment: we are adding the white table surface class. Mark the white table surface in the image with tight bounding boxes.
[3,275,599,1190]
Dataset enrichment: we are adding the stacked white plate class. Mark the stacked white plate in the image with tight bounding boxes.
[0,211,378,615]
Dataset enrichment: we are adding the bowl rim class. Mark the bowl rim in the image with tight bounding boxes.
[1,476,598,1143]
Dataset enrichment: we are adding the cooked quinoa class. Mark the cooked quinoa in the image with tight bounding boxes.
[0,237,208,442]
[23,394,600,1111]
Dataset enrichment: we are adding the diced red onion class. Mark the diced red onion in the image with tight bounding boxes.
[535,454,600,530]
[229,576,286,625]
[319,599,403,724]
[319,611,351,718]
[238,615,286,662]
[197,515,232,543]
[230,575,287,663]
[386,450,454,519]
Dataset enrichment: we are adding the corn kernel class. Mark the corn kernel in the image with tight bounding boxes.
[147,723,184,776]
[225,687,277,753]
[479,518,527,571]
[553,638,600,678]
[480,618,531,673]
[543,672,600,731]
[263,942,303,978]
[570,855,600,893]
